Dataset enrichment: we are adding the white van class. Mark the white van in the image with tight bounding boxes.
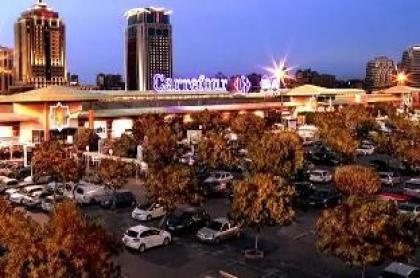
[73,184,110,205]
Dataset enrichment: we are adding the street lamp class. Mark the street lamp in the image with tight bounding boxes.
[396,72,407,86]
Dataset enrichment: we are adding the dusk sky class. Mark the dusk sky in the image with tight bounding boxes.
[1,0,420,84]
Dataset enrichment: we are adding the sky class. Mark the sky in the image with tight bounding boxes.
[1,0,420,84]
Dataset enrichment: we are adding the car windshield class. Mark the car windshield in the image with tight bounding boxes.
[312,172,323,177]
[379,174,389,179]
[208,221,223,231]
[314,190,331,198]
[137,203,152,210]
[126,230,138,238]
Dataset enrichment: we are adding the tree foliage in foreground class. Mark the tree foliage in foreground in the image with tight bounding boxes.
[231,173,295,251]
[145,164,203,212]
[0,200,121,278]
[315,196,416,277]
[96,159,135,191]
[334,165,381,196]
[247,132,303,178]
[197,131,238,170]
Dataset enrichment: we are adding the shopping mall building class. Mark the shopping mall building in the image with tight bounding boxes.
[0,81,418,146]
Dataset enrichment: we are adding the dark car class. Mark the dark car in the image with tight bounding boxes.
[369,159,390,172]
[306,188,342,208]
[100,191,137,209]
[166,207,210,235]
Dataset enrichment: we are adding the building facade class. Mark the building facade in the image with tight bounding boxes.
[295,69,336,88]
[97,73,125,90]
[365,56,395,91]
[0,46,13,94]
[14,0,67,89]
[125,7,173,91]
[400,46,420,88]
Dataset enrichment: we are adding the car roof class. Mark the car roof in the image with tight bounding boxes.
[406,178,420,184]
[212,217,229,224]
[24,185,45,191]
[127,225,152,233]
[399,202,420,208]
[384,262,418,276]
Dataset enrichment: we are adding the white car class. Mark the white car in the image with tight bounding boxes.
[403,178,420,198]
[179,152,196,166]
[196,217,241,244]
[309,170,332,183]
[122,225,171,253]
[9,185,46,205]
[204,171,234,185]
[356,144,375,156]
[4,188,19,199]
[131,203,166,221]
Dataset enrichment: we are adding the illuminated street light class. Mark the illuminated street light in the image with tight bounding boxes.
[396,72,407,86]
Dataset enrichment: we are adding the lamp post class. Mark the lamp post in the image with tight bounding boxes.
[397,72,407,86]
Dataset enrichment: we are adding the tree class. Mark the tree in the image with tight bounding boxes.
[247,132,303,178]
[74,127,99,152]
[143,125,177,166]
[132,115,161,144]
[111,133,137,158]
[191,110,228,133]
[0,200,121,277]
[230,173,295,256]
[96,159,135,191]
[197,131,238,170]
[315,196,416,278]
[145,164,203,214]
[231,113,265,142]
[32,141,66,182]
[334,165,381,196]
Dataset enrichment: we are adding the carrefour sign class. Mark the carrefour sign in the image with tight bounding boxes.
[153,74,251,94]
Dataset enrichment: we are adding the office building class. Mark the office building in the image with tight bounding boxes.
[295,68,336,88]
[97,73,125,90]
[365,57,395,91]
[14,0,67,88]
[0,46,13,94]
[125,7,173,91]
[400,46,420,87]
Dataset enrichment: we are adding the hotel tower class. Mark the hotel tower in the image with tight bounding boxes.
[14,0,67,88]
[124,7,173,91]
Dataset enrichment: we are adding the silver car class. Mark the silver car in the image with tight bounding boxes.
[378,172,400,187]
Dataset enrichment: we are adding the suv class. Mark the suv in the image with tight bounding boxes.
[166,207,210,235]
[309,170,332,183]
[196,218,241,244]
[100,190,136,209]
[72,184,110,205]
[122,225,171,253]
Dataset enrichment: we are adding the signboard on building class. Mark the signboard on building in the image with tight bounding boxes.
[49,102,70,132]
[153,74,251,94]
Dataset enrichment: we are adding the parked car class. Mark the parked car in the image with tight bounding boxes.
[196,217,241,244]
[179,152,196,166]
[204,171,233,185]
[306,188,342,208]
[293,181,316,207]
[403,178,420,199]
[4,188,19,200]
[70,184,110,205]
[377,192,412,204]
[131,203,166,221]
[378,172,400,187]
[0,177,19,192]
[356,144,375,156]
[41,195,64,212]
[22,191,51,210]
[380,262,420,278]
[122,225,171,253]
[398,202,420,218]
[309,170,332,183]
[100,190,136,209]
[9,185,46,205]
[369,159,390,172]
[166,207,210,235]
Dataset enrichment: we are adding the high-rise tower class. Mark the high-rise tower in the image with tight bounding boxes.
[0,46,13,94]
[400,46,420,88]
[14,0,67,88]
[124,7,173,91]
[365,57,395,91]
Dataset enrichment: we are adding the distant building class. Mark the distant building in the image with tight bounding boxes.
[365,56,395,91]
[124,7,173,91]
[335,79,365,89]
[400,45,420,87]
[14,0,67,88]
[0,46,13,94]
[96,73,125,90]
[68,74,79,86]
[295,68,336,88]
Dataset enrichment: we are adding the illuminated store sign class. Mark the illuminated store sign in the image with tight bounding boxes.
[260,75,281,91]
[153,74,251,94]
[49,102,70,132]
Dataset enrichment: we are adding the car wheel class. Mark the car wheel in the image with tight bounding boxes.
[163,237,170,246]
[139,244,146,253]
[147,215,152,221]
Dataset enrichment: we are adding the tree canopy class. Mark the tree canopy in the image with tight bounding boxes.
[0,200,121,277]
[96,159,135,191]
[197,131,238,170]
[334,165,381,196]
